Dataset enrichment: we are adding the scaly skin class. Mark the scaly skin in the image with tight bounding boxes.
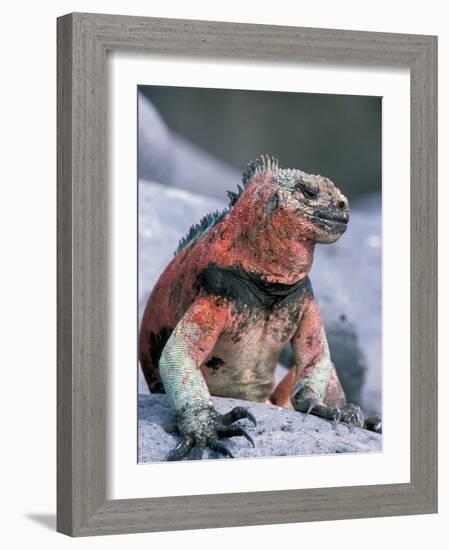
[139,155,370,460]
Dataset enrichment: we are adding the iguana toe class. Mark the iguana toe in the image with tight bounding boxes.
[331,408,342,428]
[207,437,234,458]
[339,403,365,431]
[165,404,257,461]
[364,414,382,433]
[305,397,319,416]
[291,383,367,433]
[216,424,255,447]
[220,406,257,427]
[291,383,340,424]
[165,435,195,461]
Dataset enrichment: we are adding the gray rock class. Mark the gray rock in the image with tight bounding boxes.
[138,394,382,462]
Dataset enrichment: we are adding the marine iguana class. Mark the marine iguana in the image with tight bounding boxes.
[140,155,371,460]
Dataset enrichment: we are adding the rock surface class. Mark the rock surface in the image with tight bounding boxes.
[138,394,382,462]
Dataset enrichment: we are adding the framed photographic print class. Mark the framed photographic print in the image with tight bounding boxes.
[136,85,383,464]
[57,12,437,536]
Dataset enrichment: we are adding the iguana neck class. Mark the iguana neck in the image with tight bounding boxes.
[209,218,316,285]
[235,234,315,284]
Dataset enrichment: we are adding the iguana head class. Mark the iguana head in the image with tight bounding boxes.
[234,155,349,246]
[176,156,349,267]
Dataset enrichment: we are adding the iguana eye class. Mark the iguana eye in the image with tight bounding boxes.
[296,183,319,200]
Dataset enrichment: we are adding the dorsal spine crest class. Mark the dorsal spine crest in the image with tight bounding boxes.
[175,154,279,255]
[242,154,279,187]
[175,209,227,255]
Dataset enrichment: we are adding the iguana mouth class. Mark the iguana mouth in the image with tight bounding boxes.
[305,212,348,230]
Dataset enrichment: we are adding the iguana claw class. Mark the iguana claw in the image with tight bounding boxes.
[217,424,255,447]
[339,403,364,430]
[291,383,340,424]
[208,437,234,458]
[305,397,318,416]
[221,406,257,427]
[165,405,256,461]
[331,408,341,428]
[165,435,195,461]
[291,383,365,431]
[364,414,382,434]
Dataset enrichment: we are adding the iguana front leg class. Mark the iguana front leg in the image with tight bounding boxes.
[159,296,256,460]
[288,296,364,428]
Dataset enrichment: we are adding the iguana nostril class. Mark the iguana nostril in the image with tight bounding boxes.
[338,200,346,209]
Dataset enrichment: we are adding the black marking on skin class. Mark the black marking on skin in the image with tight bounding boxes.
[142,325,174,393]
[231,335,241,344]
[278,304,301,341]
[151,380,165,393]
[148,327,173,371]
[197,264,313,313]
[234,307,261,343]
[140,355,160,391]
[205,356,225,371]
[279,324,292,343]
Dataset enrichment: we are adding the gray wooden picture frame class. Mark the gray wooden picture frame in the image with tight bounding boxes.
[57,12,438,537]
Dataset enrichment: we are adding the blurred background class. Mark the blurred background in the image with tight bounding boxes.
[138,86,382,417]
